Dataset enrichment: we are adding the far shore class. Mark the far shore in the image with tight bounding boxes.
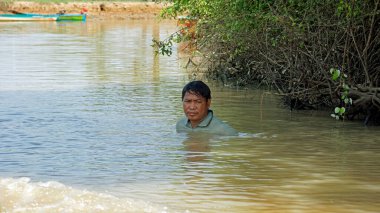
[0,1,169,20]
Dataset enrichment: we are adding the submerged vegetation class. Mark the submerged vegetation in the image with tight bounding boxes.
[156,0,380,125]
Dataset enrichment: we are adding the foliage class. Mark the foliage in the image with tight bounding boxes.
[330,68,352,120]
[157,0,380,124]
[152,34,177,56]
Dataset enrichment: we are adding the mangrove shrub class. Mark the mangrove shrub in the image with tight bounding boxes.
[158,0,379,124]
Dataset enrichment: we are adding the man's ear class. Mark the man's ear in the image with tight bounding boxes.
[207,99,211,108]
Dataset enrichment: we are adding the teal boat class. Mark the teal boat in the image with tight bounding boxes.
[57,14,86,21]
[0,11,86,22]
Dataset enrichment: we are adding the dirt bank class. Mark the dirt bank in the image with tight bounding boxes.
[1,1,168,20]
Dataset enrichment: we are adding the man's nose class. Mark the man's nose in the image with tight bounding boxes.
[189,102,196,109]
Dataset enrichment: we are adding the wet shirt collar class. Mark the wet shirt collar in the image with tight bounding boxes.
[185,110,213,128]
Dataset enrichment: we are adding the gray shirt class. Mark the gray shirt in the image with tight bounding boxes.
[176,110,238,136]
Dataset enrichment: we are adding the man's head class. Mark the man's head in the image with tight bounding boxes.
[181,81,212,127]
[181,80,211,101]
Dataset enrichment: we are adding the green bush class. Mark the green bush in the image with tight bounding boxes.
[159,0,380,124]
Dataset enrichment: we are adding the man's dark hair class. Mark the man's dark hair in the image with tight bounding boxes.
[181,80,211,101]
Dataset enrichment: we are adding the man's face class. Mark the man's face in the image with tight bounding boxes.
[183,91,211,127]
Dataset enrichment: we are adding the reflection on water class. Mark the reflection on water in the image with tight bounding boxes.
[1,20,380,213]
[181,133,213,162]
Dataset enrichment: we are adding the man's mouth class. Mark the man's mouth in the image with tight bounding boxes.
[187,112,197,116]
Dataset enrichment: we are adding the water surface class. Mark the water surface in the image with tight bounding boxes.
[0,20,379,213]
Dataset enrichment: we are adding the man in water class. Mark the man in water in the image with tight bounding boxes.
[176,80,238,136]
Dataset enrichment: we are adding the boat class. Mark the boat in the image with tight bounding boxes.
[0,10,87,22]
[57,14,86,21]
[0,13,58,21]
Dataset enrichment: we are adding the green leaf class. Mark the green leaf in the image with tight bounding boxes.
[342,83,350,90]
[334,107,341,114]
[332,69,341,81]
[339,107,346,114]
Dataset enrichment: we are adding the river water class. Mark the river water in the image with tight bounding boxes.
[0,20,379,213]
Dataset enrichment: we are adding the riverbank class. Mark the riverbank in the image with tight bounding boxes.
[0,1,167,20]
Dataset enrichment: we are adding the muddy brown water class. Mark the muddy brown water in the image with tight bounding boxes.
[0,19,379,213]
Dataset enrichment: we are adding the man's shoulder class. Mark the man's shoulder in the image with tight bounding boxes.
[176,117,188,125]
[210,115,231,126]
[209,115,238,136]
[175,113,238,136]
[176,117,189,130]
